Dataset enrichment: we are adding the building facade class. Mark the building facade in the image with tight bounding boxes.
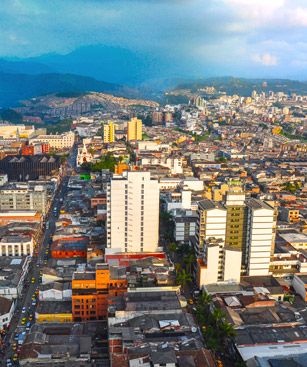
[195,191,276,287]
[107,171,160,253]
[127,117,142,141]
[0,235,34,257]
[72,264,127,321]
[0,185,48,214]
[76,144,93,167]
[103,121,115,143]
[0,297,15,330]
[30,131,75,150]
[0,155,61,181]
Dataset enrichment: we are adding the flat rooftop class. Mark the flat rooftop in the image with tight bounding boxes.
[236,325,307,346]
[279,232,307,244]
[36,301,72,315]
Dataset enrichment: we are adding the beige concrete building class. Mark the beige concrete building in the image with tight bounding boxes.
[0,185,48,214]
[197,238,242,286]
[107,171,159,253]
[0,235,34,256]
[195,191,276,287]
[30,131,75,150]
[0,124,36,139]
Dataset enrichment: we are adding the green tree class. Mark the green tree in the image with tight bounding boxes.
[195,292,212,325]
[91,153,117,172]
[88,147,95,155]
[183,253,195,274]
[176,269,192,288]
[220,321,236,339]
[174,263,182,273]
[168,242,177,255]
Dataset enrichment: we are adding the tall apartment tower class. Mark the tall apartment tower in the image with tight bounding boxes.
[195,191,276,287]
[244,199,276,276]
[106,171,159,253]
[164,112,173,125]
[127,117,142,141]
[103,121,115,143]
[152,111,163,125]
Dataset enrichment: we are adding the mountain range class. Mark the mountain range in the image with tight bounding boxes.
[1,45,307,108]
[0,71,143,107]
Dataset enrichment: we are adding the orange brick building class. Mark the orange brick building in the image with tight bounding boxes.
[72,264,127,321]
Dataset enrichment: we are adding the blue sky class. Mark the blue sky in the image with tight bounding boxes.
[0,0,307,79]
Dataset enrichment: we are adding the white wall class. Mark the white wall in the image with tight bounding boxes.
[199,245,219,286]
[0,300,15,330]
[292,275,306,300]
[223,248,242,282]
[246,206,274,276]
[107,171,159,253]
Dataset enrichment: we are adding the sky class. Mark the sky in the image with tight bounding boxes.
[0,0,307,80]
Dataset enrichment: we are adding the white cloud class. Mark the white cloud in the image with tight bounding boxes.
[252,53,278,66]
[288,7,307,27]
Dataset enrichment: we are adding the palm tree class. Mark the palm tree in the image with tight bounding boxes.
[211,308,225,326]
[204,325,221,353]
[175,263,181,273]
[199,292,212,305]
[183,253,195,274]
[168,242,177,255]
[220,321,236,338]
[176,269,192,288]
[195,305,208,326]
[196,292,212,318]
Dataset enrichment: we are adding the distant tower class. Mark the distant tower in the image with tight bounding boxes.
[103,121,115,143]
[16,128,20,142]
[152,111,163,126]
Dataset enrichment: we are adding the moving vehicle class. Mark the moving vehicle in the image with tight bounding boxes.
[18,331,26,345]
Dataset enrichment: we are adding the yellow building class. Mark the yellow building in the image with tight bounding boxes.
[114,162,129,174]
[212,183,242,202]
[103,121,115,143]
[127,117,142,141]
[36,301,73,323]
[272,126,282,135]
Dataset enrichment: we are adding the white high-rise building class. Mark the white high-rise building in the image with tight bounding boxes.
[195,192,276,287]
[106,171,160,253]
[245,199,275,276]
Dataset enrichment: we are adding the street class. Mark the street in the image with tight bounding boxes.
[2,146,76,367]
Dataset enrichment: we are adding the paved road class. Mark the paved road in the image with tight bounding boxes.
[2,146,77,367]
